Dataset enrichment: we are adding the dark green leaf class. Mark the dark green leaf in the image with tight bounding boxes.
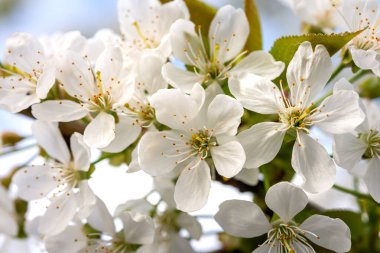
[270,30,363,84]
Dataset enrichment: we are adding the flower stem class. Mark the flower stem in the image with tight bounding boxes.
[91,152,121,165]
[328,63,347,83]
[0,144,36,158]
[349,69,371,83]
[333,184,378,205]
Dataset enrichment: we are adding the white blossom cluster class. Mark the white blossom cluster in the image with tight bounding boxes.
[0,0,379,253]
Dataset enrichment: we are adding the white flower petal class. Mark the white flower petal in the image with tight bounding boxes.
[214,200,271,238]
[136,53,167,94]
[150,87,203,130]
[162,62,204,92]
[114,199,152,217]
[32,100,88,122]
[287,42,333,106]
[38,192,77,236]
[234,168,259,186]
[87,197,116,236]
[350,47,378,70]
[310,90,365,134]
[238,122,286,168]
[364,158,380,203]
[176,213,202,240]
[333,133,367,170]
[209,5,249,63]
[70,133,91,171]
[12,165,57,201]
[0,77,40,113]
[154,177,176,209]
[0,185,14,213]
[83,112,115,148]
[174,160,211,212]
[169,19,203,66]
[292,132,336,193]
[333,78,354,92]
[36,64,55,99]
[265,182,308,223]
[32,121,70,165]
[121,211,155,245]
[231,51,284,80]
[56,51,97,99]
[101,116,141,153]
[138,131,183,176]
[0,208,17,236]
[168,234,196,253]
[75,181,97,219]
[95,47,123,92]
[211,140,245,178]
[207,95,243,136]
[5,32,45,74]
[300,214,351,252]
[45,225,87,253]
[229,74,284,114]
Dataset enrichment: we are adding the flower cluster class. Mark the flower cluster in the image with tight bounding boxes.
[0,0,379,253]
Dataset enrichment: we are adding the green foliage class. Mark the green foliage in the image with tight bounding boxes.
[244,0,262,51]
[270,31,363,84]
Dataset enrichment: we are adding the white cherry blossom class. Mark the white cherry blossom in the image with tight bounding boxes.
[230,42,365,193]
[279,0,342,32]
[215,182,352,253]
[334,99,380,202]
[337,0,380,76]
[12,121,96,236]
[31,46,139,149]
[162,5,284,92]
[138,84,245,212]
[118,0,189,58]
[85,199,155,253]
[0,32,55,113]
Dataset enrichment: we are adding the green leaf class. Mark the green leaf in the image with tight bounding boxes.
[270,30,363,84]
[244,0,262,51]
[161,0,216,37]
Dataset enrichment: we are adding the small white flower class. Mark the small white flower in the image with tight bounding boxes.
[117,0,189,58]
[138,84,245,212]
[31,47,141,149]
[0,33,55,113]
[337,0,380,76]
[230,42,365,193]
[334,98,380,202]
[215,182,352,253]
[85,199,155,253]
[279,0,341,32]
[12,121,96,236]
[162,5,284,93]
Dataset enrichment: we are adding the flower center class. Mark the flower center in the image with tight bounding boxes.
[359,129,380,159]
[182,26,246,84]
[191,129,217,160]
[263,223,319,253]
[124,101,155,127]
[279,106,311,130]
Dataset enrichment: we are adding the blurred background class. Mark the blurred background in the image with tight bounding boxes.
[0,0,369,252]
